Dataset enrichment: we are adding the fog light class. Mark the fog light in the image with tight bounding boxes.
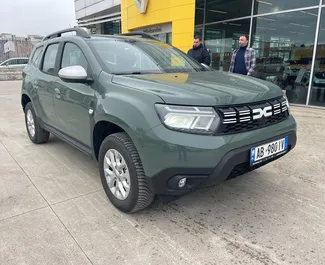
[178,178,187,188]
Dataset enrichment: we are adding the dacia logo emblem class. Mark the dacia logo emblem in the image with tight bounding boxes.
[252,106,272,120]
[135,0,149,14]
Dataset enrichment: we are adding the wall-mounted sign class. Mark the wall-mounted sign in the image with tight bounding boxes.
[143,26,162,34]
[4,41,15,54]
[135,23,172,35]
[135,0,149,14]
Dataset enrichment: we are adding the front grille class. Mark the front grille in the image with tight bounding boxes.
[215,97,289,135]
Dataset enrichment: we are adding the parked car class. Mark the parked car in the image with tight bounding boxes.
[0,57,29,69]
[21,28,297,213]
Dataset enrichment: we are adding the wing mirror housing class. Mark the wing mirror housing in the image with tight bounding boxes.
[58,65,92,83]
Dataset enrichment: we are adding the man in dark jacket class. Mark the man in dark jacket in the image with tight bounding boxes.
[187,35,211,66]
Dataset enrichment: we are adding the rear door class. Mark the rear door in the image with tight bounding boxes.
[53,42,96,148]
[35,43,60,127]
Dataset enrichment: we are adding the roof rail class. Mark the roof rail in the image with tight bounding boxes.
[42,27,91,41]
[120,32,160,41]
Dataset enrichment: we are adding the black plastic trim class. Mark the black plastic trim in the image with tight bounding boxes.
[38,119,94,158]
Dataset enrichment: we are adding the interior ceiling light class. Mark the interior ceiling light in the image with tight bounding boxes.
[208,9,227,14]
[257,17,276,21]
[257,0,273,5]
[300,11,318,17]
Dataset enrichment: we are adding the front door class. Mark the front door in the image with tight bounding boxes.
[53,42,96,148]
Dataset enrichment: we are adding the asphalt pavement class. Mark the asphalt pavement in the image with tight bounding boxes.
[1,80,325,265]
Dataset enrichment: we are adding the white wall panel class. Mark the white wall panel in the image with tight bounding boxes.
[75,0,120,19]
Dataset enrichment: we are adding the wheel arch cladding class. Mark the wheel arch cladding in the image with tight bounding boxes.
[21,94,31,111]
[92,114,148,162]
[93,120,125,160]
[93,94,162,166]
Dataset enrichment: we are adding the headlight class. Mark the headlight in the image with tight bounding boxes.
[155,104,220,134]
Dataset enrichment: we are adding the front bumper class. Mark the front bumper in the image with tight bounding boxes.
[135,115,297,196]
[148,131,296,196]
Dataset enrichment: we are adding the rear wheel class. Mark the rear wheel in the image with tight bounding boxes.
[24,102,50,144]
[99,132,154,213]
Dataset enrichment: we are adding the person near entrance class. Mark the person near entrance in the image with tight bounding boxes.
[229,35,256,76]
[187,35,211,66]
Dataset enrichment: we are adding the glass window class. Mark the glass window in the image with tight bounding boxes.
[253,0,319,15]
[251,9,318,104]
[204,18,251,70]
[195,0,205,26]
[42,43,59,74]
[194,28,203,38]
[167,32,172,45]
[206,0,253,23]
[309,8,325,107]
[8,59,17,65]
[88,39,207,74]
[31,47,43,67]
[103,20,121,35]
[61,43,88,71]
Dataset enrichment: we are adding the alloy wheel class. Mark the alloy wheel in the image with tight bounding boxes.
[103,149,131,200]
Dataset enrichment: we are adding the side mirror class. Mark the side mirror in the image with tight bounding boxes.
[58,65,89,82]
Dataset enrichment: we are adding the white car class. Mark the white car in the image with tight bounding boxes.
[0,57,29,69]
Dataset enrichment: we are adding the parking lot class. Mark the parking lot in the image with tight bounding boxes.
[0,80,325,265]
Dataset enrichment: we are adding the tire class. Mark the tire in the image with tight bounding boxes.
[24,102,50,144]
[99,132,154,213]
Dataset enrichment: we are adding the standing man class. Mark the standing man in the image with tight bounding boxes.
[187,35,211,66]
[229,35,256,76]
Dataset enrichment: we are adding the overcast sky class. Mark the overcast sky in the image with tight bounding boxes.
[0,0,77,37]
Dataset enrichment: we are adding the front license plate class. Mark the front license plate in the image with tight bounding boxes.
[250,136,289,165]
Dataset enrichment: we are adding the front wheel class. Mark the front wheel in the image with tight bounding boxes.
[98,132,154,213]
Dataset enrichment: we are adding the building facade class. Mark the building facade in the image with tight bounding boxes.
[0,34,43,63]
[75,0,122,35]
[75,0,325,108]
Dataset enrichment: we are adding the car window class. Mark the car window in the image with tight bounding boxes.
[31,47,43,67]
[8,59,17,65]
[88,39,206,74]
[61,43,88,71]
[17,59,27,64]
[42,43,59,74]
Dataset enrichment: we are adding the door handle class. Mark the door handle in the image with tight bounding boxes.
[54,88,61,98]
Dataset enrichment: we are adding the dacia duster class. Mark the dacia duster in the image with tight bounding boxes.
[21,28,297,213]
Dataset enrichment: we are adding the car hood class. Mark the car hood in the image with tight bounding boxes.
[111,71,283,106]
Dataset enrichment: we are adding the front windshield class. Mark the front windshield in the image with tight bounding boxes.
[88,38,207,74]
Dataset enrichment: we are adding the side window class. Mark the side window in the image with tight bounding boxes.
[42,43,59,74]
[61,43,88,71]
[31,47,43,67]
[8,59,17,65]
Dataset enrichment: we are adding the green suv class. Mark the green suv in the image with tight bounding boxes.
[21,28,297,213]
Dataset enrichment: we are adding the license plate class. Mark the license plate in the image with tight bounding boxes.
[250,137,289,165]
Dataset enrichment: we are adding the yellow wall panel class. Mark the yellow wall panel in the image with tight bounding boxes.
[172,18,195,34]
[120,0,196,52]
